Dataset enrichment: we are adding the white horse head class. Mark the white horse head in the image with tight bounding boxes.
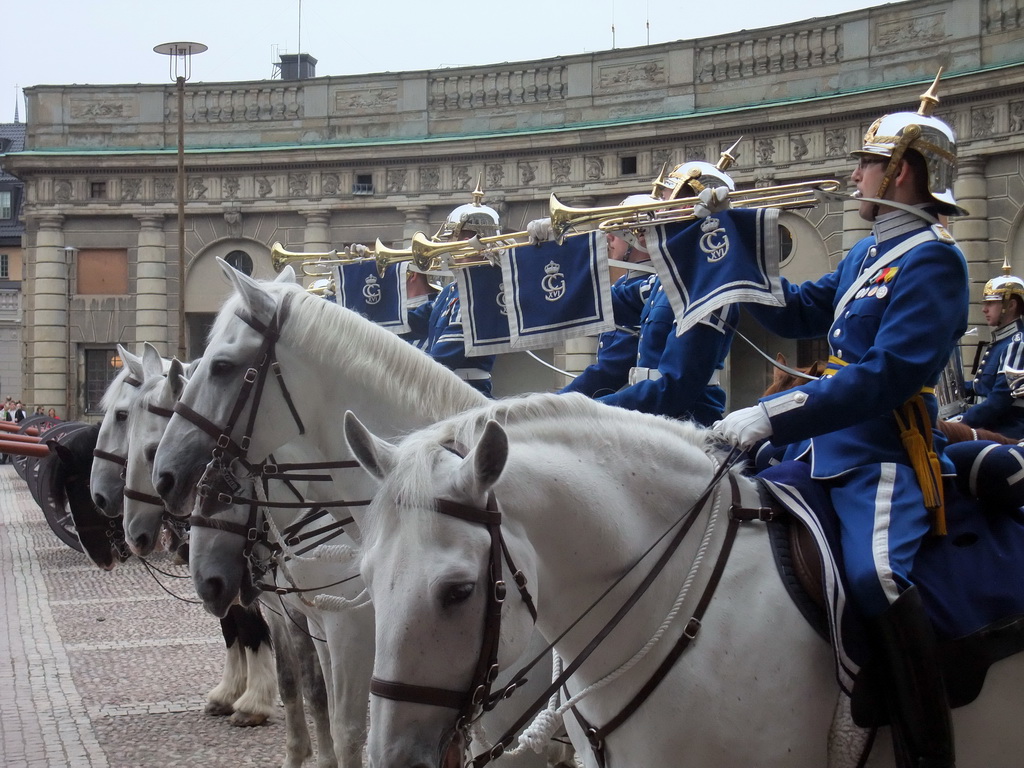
[122,343,187,556]
[153,258,485,518]
[90,344,152,517]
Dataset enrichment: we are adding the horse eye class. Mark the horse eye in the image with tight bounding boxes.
[210,360,235,376]
[441,583,475,609]
[115,410,128,423]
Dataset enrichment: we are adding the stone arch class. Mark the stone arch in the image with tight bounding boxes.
[185,237,274,314]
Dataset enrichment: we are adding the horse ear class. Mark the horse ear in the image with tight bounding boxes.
[165,358,186,400]
[343,410,396,480]
[49,439,73,466]
[454,419,508,497]
[141,342,164,381]
[218,257,277,324]
[275,265,298,284]
[122,344,145,382]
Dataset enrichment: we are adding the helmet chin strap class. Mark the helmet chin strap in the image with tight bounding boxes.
[815,189,939,225]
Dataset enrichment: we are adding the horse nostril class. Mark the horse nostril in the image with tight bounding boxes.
[94,492,107,511]
[155,472,175,497]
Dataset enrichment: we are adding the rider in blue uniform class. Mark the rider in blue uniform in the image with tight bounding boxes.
[405,190,500,396]
[959,272,1024,439]
[597,157,740,426]
[715,74,964,767]
[559,194,657,398]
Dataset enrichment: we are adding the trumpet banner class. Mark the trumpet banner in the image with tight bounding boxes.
[334,261,410,334]
[648,208,785,336]
[456,233,614,356]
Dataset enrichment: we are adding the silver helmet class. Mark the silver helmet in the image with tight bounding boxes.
[652,137,740,201]
[983,274,1024,304]
[852,69,966,216]
[434,180,502,242]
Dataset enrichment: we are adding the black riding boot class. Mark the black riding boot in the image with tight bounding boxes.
[874,585,956,768]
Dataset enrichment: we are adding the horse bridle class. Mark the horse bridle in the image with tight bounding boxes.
[368,469,539,756]
[92,373,142,472]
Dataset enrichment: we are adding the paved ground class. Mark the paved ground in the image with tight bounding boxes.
[0,463,305,768]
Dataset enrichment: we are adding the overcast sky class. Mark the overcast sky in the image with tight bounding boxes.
[5,0,900,124]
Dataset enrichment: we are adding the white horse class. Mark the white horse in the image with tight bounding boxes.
[152,261,573,768]
[342,392,1024,768]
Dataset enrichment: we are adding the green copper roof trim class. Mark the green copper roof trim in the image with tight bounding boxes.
[8,61,1021,159]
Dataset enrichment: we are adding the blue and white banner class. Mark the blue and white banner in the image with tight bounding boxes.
[456,263,512,357]
[334,261,409,333]
[648,208,785,336]
[501,232,613,351]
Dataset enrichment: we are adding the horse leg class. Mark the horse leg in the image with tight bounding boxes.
[230,603,279,726]
[206,608,247,716]
[319,597,374,768]
[289,608,339,768]
[828,692,875,768]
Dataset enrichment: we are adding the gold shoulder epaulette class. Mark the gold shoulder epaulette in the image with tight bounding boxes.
[931,223,956,244]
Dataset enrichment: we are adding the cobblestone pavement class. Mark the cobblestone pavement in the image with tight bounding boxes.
[0,463,302,768]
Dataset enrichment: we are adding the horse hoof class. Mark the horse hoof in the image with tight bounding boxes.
[204,701,234,716]
[229,710,269,727]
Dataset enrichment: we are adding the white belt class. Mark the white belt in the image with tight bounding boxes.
[628,367,720,387]
[453,368,491,381]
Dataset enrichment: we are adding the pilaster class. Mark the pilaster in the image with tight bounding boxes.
[135,215,170,354]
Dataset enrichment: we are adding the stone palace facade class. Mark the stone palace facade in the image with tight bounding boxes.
[2,0,1023,417]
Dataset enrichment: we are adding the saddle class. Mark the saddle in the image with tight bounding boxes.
[758,459,1024,727]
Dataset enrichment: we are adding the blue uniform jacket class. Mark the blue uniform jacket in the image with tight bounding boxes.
[751,220,969,479]
[405,282,495,396]
[599,277,737,426]
[560,270,656,398]
[963,318,1024,438]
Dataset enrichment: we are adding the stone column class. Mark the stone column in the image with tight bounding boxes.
[302,210,331,251]
[31,216,69,413]
[135,215,169,354]
[951,157,989,301]
[402,205,431,242]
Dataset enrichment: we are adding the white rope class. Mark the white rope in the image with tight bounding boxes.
[513,479,724,754]
[525,350,576,379]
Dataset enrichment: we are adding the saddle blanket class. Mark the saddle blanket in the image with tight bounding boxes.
[757,458,1024,700]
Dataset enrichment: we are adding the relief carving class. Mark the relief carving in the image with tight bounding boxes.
[684,146,707,163]
[224,210,243,238]
[121,179,142,201]
[599,60,666,90]
[453,166,472,191]
[519,162,537,186]
[971,106,995,138]
[336,87,399,114]
[223,177,241,199]
[154,178,175,200]
[54,180,72,202]
[651,149,674,171]
[585,157,605,181]
[825,129,848,158]
[289,174,310,197]
[486,164,505,188]
[187,178,208,201]
[876,14,945,49]
[756,138,776,165]
[256,177,274,198]
[1010,102,1024,133]
[791,134,810,161]
[551,158,572,184]
[70,99,135,120]
[386,169,407,193]
[419,168,441,191]
[322,174,341,196]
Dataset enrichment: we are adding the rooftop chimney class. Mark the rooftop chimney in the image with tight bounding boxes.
[278,53,317,81]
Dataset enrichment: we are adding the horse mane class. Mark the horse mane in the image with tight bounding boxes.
[99,365,139,411]
[380,392,725,513]
[213,279,487,421]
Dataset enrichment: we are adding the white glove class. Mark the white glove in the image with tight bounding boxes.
[527,217,554,245]
[349,243,371,258]
[694,187,732,219]
[945,414,964,423]
[713,404,773,450]
[1006,366,1024,397]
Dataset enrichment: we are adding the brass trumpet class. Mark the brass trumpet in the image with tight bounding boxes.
[270,242,374,276]
[550,179,842,240]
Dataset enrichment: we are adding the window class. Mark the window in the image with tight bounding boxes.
[84,349,123,412]
[620,156,638,175]
[89,182,107,200]
[353,174,374,195]
[0,254,7,279]
[224,250,253,276]
[76,250,129,295]
[0,190,11,219]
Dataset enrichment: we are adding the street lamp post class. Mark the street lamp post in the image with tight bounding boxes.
[153,41,207,361]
